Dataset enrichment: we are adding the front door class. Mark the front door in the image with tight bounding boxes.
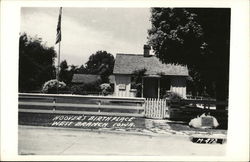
[143,77,158,98]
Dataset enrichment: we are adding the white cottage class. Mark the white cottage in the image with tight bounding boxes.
[113,45,189,99]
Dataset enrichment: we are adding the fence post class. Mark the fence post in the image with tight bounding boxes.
[142,99,146,116]
[150,98,153,118]
[153,99,155,118]
[157,98,159,118]
[53,98,56,112]
[153,98,155,118]
[98,100,101,113]
[157,98,160,118]
[162,99,164,118]
[148,98,150,118]
[163,99,165,118]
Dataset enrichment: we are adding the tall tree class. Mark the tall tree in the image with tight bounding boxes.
[148,8,230,108]
[19,33,56,92]
[59,60,73,84]
[85,51,115,83]
[148,8,205,66]
[74,65,88,74]
[190,8,230,103]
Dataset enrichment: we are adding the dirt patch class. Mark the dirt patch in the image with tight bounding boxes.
[103,118,227,137]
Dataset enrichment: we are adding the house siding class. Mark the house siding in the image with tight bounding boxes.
[114,75,136,97]
[114,75,187,98]
[170,76,186,98]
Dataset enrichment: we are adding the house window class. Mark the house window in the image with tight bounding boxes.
[118,84,126,90]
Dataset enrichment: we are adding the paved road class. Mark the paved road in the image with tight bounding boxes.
[19,125,226,156]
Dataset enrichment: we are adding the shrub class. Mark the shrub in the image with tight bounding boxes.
[41,79,66,94]
[70,84,88,95]
[70,85,83,95]
[70,80,102,95]
[100,83,112,96]
[164,91,183,101]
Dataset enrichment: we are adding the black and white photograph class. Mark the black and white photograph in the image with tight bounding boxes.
[1,0,249,161]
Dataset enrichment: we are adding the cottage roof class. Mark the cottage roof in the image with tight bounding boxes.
[113,54,189,76]
[71,74,101,84]
[72,74,116,84]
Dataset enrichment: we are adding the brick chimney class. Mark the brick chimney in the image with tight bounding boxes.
[143,45,151,57]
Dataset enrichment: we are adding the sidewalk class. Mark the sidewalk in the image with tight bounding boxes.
[19,125,227,156]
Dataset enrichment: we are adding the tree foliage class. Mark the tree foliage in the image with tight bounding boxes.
[59,60,74,84]
[68,51,115,95]
[86,51,114,75]
[77,50,115,83]
[74,65,88,74]
[148,8,205,66]
[148,8,230,103]
[19,33,56,92]
[70,80,102,95]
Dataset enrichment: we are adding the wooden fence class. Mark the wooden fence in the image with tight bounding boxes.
[144,98,169,119]
[19,94,170,119]
[19,93,145,117]
[19,93,228,127]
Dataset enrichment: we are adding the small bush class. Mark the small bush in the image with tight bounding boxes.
[70,85,85,95]
[41,79,66,94]
[100,83,112,96]
[164,91,183,101]
[70,80,102,95]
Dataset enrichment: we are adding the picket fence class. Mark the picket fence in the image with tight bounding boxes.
[144,98,169,119]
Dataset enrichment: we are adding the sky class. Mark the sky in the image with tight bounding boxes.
[21,7,152,66]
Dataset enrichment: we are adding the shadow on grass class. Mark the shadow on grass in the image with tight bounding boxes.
[168,122,227,134]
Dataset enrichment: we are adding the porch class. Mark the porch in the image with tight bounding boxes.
[141,75,186,99]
